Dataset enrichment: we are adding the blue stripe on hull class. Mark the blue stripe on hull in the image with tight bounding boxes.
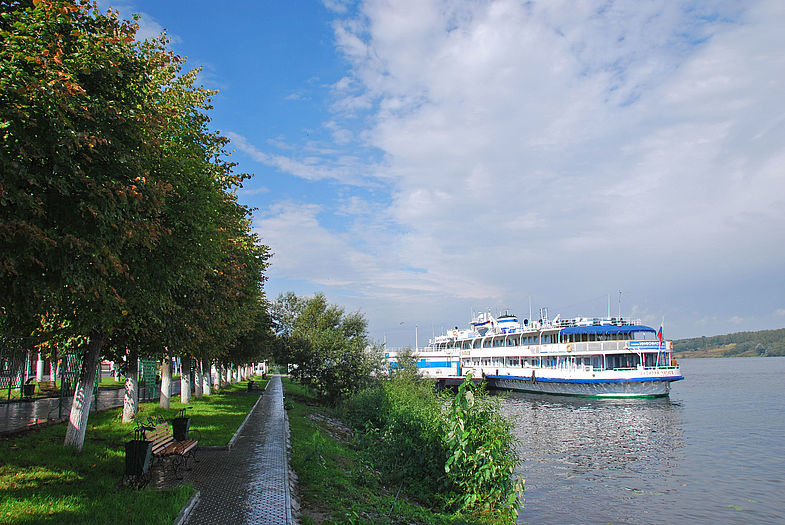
[487,374,684,384]
[488,376,677,397]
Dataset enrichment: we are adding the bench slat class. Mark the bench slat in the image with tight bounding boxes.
[144,422,198,458]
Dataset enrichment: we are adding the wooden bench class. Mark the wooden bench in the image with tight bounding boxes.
[146,419,199,479]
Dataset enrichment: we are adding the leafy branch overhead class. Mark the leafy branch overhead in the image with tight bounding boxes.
[0,0,272,450]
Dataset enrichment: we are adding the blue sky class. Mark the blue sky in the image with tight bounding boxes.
[107,0,785,347]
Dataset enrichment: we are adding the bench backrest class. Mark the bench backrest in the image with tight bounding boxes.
[147,423,174,452]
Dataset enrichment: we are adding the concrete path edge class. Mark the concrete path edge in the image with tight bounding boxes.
[198,380,271,451]
[173,491,200,525]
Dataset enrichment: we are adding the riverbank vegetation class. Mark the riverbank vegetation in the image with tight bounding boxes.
[0,381,263,524]
[674,327,785,358]
[276,293,523,524]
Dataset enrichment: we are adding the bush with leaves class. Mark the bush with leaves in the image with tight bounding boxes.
[275,293,383,405]
[343,372,523,522]
[444,376,524,520]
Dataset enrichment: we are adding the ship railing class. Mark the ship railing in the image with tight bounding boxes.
[552,317,643,328]
[571,341,628,352]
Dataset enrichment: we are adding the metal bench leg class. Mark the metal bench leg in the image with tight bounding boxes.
[171,455,184,480]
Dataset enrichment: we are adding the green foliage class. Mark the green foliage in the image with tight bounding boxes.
[284,377,471,525]
[276,292,383,405]
[444,376,523,520]
[0,387,265,523]
[345,371,447,499]
[0,1,271,450]
[343,374,523,522]
[674,327,785,357]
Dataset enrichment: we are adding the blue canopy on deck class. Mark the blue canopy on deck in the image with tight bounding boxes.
[559,325,656,335]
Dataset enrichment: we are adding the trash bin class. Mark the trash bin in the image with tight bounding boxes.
[172,417,191,441]
[125,440,153,476]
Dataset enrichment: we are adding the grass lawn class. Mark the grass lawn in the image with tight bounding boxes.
[284,378,473,525]
[0,378,266,524]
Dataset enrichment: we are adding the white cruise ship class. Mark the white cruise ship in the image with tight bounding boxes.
[385,310,684,398]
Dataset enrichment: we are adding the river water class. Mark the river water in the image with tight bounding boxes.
[505,357,785,524]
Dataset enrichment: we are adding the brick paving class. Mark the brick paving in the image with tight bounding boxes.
[154,375,296,525]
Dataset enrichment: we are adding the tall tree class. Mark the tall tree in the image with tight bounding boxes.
[0,1,270,449]
[281,293,383,405]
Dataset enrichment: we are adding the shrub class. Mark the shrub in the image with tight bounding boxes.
[343,373,523,522]
[444,376,523,520]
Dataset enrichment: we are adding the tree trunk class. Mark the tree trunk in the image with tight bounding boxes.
[160,354,172,409]
[36,353,44,382]
[202,359,211,396]
[64,333,103,451]
[122,348,139,423]
[49,356,57,385]
[194,359,203,398]
[180,355,192,403]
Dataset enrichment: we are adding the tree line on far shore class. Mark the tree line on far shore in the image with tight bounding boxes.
[673,327,785,358]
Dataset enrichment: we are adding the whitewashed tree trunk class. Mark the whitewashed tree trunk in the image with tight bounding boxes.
[194,360,203,398]
[64,333,103,451]
[49,358,57,384]
[122,348,139,423]
[36,353,44,382]
[160,354,172,409]
[202,359,211,396]
[180,355,192,403]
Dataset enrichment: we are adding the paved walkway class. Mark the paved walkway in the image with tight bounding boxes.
[1,376,297,523]
[159,375,295,524]
[0,381,180,435]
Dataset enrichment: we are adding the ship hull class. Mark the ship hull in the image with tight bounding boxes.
[487,375,678,398]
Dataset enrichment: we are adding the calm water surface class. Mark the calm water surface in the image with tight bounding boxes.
[505,357,785,524]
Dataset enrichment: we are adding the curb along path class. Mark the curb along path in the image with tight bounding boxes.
[182,375,297,524]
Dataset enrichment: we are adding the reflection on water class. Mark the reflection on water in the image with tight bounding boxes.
[502,357,785,524]
[504,394,684,524]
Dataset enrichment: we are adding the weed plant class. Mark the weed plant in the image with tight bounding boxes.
[285,378,468,524]
[342,370,523,523]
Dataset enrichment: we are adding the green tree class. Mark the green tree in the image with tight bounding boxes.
[0,1,270,448]
[0,0,180,449]
[279,293,382,404]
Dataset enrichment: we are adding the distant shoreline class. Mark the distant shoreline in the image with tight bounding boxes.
[673,326,784,359]
[674,352,777,359]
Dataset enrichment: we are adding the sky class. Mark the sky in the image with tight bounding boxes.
[105,0,785,347]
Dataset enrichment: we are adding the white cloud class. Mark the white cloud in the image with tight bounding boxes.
[227,131,373,186]
[262,0,785,343]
